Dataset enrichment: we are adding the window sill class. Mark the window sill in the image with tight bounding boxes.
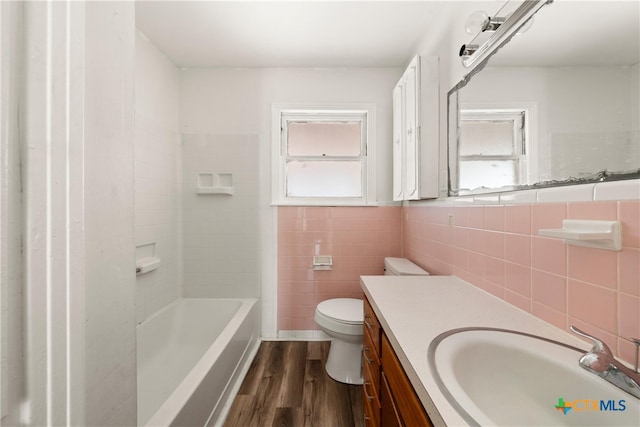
[271,200,382,207]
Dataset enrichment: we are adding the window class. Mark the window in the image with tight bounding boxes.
[458,109,528,191]
[272,105,376,205]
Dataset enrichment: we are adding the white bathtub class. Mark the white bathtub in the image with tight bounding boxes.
[137,298,259,426]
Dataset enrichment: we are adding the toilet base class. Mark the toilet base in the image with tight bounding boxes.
[325,338,364,385]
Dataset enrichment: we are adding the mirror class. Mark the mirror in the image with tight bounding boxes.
[448,0,640,196]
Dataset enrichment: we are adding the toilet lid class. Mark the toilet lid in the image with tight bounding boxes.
[317,298,363,325]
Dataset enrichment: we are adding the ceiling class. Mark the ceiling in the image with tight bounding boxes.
[136,1,639,69]
[135,1,444,68]
[490,0,640,67]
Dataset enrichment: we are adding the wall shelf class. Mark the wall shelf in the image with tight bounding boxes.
[196,186,234,195]
[196,172,234,195]
[538,219,622,251]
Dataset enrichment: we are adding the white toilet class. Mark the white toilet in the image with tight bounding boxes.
[314,257,429,384]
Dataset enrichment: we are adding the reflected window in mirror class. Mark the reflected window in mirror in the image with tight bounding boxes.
[459,109,528,191]
[448,0,640,196]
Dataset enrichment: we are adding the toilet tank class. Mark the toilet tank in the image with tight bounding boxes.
[384,257,430,276]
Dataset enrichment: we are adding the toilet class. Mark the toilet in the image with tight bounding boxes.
[314,257,429,384]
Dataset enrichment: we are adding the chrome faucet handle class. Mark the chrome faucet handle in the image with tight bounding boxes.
[569,325,613,357]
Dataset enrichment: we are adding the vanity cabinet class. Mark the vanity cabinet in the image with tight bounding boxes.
[363,297,433,427]
[392,55,439,201]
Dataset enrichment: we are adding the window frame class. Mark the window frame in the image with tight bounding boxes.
[271,103,377,206]
[457,105,537,190]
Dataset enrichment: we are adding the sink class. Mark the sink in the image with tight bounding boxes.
[428,328,640,426]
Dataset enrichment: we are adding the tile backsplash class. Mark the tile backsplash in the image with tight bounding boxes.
[403,200,640,364]
[278,206,402,331]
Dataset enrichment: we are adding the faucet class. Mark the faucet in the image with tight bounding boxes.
[570,325,640,399]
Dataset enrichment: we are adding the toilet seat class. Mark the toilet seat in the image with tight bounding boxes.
[316,298,363,325]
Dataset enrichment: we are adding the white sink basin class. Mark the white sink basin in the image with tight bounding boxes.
[428,328,640,426]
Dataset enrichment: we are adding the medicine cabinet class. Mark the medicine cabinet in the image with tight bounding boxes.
[392,55,439,201]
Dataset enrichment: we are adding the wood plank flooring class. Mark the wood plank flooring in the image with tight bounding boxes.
[223,341,363,427]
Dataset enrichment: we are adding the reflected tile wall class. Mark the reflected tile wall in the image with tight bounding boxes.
[403,200,640,364]
[277,206,402,331]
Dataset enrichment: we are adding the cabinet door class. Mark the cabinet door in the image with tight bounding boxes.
[392,83,404,201]
[403,60,419,200]
[380,373,402,427]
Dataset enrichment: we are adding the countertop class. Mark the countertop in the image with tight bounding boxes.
[360,275,590,427]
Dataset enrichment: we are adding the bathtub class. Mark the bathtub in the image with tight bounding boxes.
[137,298,260,426]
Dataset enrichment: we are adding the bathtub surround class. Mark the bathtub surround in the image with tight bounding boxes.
[134,32,182,324]
[277,206,402,333]
[182,134,261,298]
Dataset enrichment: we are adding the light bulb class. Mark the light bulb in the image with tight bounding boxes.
[465,10,489,35]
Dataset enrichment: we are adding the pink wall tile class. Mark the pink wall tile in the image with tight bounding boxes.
[531,269,566,313]
[484,231,505,259]
[619,248,640,296]
[505,234,531,266]
[467,229,485,253]
[568,280,617,333]
[277,206,402,330]
[531,237,567,276]
[485,257,505,287]
[531,203,566,232]
[505,262,531,297]
[454,206,470,228]
[568,246,617,289]
[620,201,640,248]
[468,206,484,229]
[567,201,618,220]
[505,205,531,235]
[484,206,505,231]
[454,227,469,249]
[618,294,639,339]
[398,198,640,364]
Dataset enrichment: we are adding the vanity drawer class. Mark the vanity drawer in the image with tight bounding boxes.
[363,359,380,427]
[364,392,379,427]
[363,326,381,392]
[363,297,381,354]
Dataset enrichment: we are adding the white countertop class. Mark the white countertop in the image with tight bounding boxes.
[360,275,590,427]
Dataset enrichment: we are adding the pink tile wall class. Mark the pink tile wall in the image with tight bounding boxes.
[278,206,402,330]
[403,200,640,364]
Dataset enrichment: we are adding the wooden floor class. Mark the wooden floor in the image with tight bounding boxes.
[223,341,363,427]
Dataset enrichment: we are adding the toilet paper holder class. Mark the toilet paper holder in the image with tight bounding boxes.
[313,255,333,271]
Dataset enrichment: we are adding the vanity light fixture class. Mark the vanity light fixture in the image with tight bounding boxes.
[465,10,506,34]
[459,0,552,67]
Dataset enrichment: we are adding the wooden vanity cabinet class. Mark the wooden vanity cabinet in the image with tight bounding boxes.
[363,297,433,427]
[363,297,381,426]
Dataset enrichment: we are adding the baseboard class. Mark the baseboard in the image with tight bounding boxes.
[275,330,331,340]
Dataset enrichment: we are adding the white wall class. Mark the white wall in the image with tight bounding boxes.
[462,66,637,181]
[179,67,401,335]
[134,31,182,323]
